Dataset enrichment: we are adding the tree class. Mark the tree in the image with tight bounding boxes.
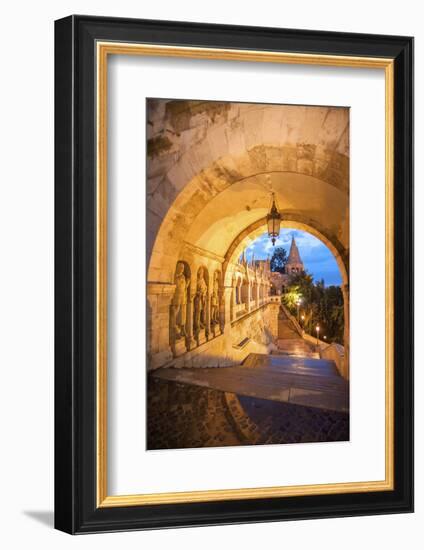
[282,272,344,344]
[270,247,288,274]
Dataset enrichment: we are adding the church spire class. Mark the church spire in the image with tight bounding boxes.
[285,234,304,274]
[287,235,302,264]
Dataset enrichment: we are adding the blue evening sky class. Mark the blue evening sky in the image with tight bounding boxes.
[245,229,342,286]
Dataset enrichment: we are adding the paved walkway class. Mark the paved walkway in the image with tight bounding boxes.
[147,375,349,449]
[153,353,348,413]
[147,378,242,449]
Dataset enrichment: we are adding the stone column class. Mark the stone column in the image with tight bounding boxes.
[341,283,350,379]
[247,281,251,313]
[218,285,225,333]
[185,293,196,351]
[230,283,236,321]
[205,292,211,340]
[266,300,280,344]
[147,282,175,370]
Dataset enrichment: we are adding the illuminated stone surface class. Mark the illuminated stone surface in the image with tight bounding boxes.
[146,100,349,375]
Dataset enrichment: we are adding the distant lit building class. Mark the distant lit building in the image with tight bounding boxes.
[270,235,305,294]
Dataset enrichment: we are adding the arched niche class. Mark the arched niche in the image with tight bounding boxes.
[169,260,192,356]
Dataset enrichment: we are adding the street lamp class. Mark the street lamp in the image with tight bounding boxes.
[266,192,281,246]
[315,324,320,345]
[296,297,302,321]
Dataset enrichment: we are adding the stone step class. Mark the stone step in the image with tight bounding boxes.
[243,353,339,377]
[278,330,300,339]
[153,354,348,413]
[274,348,319,359]
[275,337,319,358]
[278,317,301,340]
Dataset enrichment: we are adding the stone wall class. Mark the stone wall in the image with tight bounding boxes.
[148,228,280,370]
[321,343,348,380]
[148,299,280,371]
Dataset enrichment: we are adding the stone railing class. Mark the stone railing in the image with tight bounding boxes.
[302,332,329,349]
[161,298,279,370]
[320,343,348,379]
[301,332,347,379]
[279,302,303,337]
[234,303,247,317]
[232,296,272,324]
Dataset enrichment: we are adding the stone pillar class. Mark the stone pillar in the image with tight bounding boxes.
[266,299,280,343]
[247,281,251,313]
[205,292,211,340]
[218,285,226,333]
[147,282,175,369]
[230,284,236,321]
[185,293,196,350]
[341,283,350,379]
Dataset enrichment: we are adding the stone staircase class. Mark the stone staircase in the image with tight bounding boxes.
[276,307,319,358]
[241,353,348,412]
[278,316,300,339]
[154,352,348,413]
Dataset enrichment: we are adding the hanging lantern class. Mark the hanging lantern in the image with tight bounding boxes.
[267,193,281,246]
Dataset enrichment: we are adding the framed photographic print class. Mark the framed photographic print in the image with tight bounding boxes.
[54,15,414,533]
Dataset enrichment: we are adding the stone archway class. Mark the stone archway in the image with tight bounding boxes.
[146,101,349,371]
[222,217,348,287]
[221,217,349,376]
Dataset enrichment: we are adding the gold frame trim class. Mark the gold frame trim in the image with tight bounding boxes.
[96,42,394,508]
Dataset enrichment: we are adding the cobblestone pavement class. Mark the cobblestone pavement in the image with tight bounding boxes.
[147,377,349,450]
[147,377,242,449]
[238,395,349,444]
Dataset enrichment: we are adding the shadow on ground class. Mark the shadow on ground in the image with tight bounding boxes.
[23,511,54,528]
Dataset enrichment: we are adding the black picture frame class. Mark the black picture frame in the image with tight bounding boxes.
[55,15,414,534]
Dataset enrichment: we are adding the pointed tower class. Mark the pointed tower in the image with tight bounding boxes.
[285,235,304,275]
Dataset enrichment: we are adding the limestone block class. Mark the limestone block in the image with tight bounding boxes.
[297,158,314,176]
[205,124,229,162]
[242,108,265,150]
[279,146,298,172]
[264,145,285,172]
[147,151,175,180]
[246,145,267,173]
[261,108,284,144]
[318,108,348,150]
[336,126,349,156]
[300,107,328,143]
[186,141,215,176]
[148,349,173,370]
[225,121,245,159]
[172,338,187,358]
[166,156,197,193]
